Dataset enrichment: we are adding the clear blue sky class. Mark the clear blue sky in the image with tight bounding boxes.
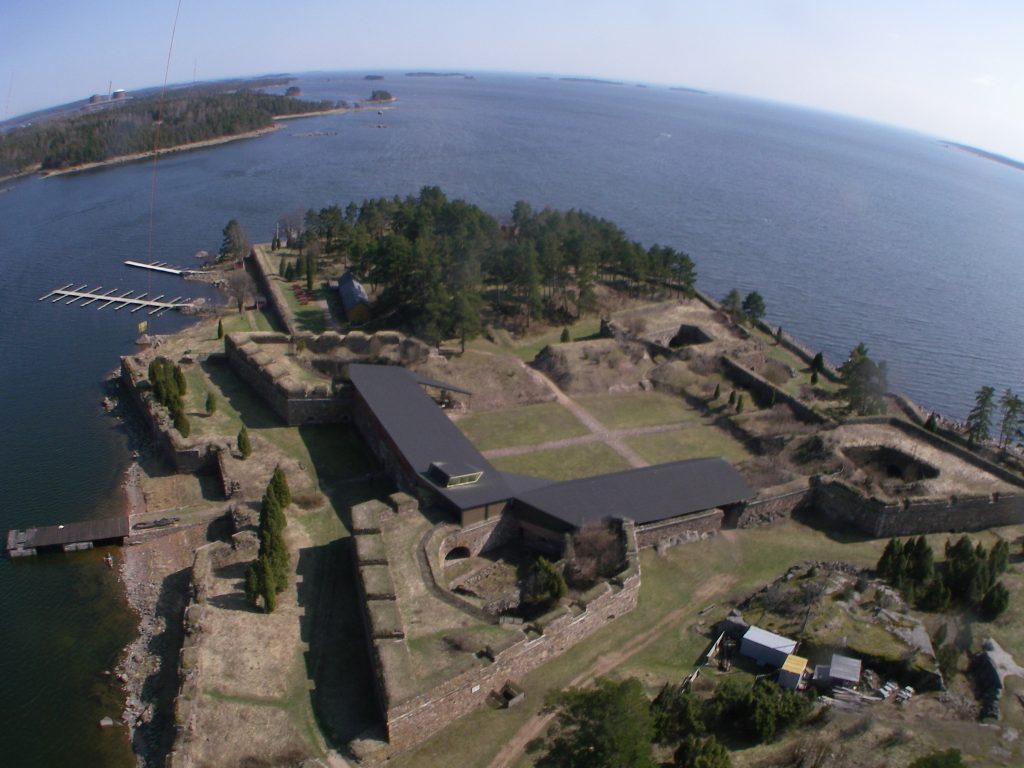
[3,0,1022,159]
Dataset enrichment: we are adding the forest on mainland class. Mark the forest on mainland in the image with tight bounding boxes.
[0,89,341,175]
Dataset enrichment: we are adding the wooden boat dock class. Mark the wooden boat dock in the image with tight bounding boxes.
[5,515,130,557]
[39,284,199,315]
[124,259,199,277]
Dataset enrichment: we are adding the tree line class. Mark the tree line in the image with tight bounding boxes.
[244,466,292,612]
[534,673,817,768]
[876,535,1010,618]
[0,90,341,175]
[290,186,697,345]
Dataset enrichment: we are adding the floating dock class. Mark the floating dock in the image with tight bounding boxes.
[39,284,198,315]
[124,260,199,277]
[5,516,130,557]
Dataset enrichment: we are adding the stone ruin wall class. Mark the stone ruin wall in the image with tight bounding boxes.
[634,508,723,549]
[119,356,217,473]
[726,488,811,529]
[811,476,1024,537]
[350,499,642,756]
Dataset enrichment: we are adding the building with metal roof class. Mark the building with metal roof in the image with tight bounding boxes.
[778,654,808,689]
[813,653,862,687]
[347,362,755,543]
[740,626,798,668]
[337,272,370,324]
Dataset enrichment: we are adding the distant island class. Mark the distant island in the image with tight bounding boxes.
[405,71,475,79]
[367,90,395,103]
[943,141,1024,172]
[670,85,708,95]
[559,76,624,86]
[364,75,385,80]
[0,82,360,178]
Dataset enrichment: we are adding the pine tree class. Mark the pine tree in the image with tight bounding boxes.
[811,370,819,386]
[925,412,938,432]
[981,582,1010,619]
[216,318,224,339]
[811,352,824,373]
[172,406,191,438]
[238,426,252,458]
[560,327,571,343]
[173,364,187,396]
[736,394,745,413]
[728,390,737,406]
[966,385,996,446]
[712,383,721,401]
[243,563,261,607]
[205,392,217,415]
[270,465,291,508]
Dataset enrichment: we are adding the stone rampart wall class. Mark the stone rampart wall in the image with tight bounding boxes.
[249,245,294,334]
[634,508,723,549]
[728,487,811,529]
[224,335,349,425]
[720,355,827,425]
[811,477,1024,537]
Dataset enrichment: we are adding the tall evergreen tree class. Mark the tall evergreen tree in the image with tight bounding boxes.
[997,388,1022,451]
[967,385,996,446]
[839,342,888,415]
[237,426,252,458]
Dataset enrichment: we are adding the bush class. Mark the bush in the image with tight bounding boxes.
[560,327,571,343]
[909,749,965,768]
[524,557,567,609]
[237,426,252,458]
[566,522,623,588]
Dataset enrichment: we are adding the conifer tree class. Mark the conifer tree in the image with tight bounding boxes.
[205,392,217,415]
[270,465,291,508]
[216,318,224,339]
[736,394,745,414]
[712,383,721,401]
[238,426,252,458]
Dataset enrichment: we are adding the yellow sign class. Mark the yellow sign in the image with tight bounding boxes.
[137,320,148,334]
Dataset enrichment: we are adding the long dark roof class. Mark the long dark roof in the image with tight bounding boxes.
[347,363,511,509]
[514,458,754,528]
[347,364,754,524]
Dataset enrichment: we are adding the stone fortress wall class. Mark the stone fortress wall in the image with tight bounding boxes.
[350,495,641,755]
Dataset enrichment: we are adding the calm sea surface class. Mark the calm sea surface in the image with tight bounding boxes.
[1,72,1022,765]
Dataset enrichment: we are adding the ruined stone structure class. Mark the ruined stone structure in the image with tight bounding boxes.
[350,496,642,754]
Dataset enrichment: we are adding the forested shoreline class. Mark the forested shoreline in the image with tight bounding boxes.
[286,187,696,344]
[0,90,342,176]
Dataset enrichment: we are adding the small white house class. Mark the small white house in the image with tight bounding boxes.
[740,626,797,668]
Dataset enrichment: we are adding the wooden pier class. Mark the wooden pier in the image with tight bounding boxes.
[39,284,199,315]
[5,516,130,557]
[124,259,199,277]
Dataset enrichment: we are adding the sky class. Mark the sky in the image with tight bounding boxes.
[3,0,1022,160]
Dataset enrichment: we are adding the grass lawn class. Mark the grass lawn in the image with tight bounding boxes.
[577,391,704,430]
[490,442,632,481]
[626,423,751,465]
[280,280,328,333]
[456,401,590,451]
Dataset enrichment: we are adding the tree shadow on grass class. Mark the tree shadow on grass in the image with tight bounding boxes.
[790,504,878,545]
[296,539,383,752]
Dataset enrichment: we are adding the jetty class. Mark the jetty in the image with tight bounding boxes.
[39,284,199,315]
[6,516,129,557]
[124,259,199,277]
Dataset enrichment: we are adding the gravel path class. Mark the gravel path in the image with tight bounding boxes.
[491,362,697,468]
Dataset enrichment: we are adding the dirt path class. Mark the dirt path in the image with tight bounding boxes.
[518,364,650,468]
[482,421,689,459]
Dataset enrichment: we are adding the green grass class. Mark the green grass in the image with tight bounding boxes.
[490,442,632,481]
[468,317,604,362]
[220,312,254,334]
[280,280,328,333]
[577,391,704,430]
[626,424,751,465]
[456,402,589,451]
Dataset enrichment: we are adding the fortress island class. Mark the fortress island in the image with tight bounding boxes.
[103,190,1024,768]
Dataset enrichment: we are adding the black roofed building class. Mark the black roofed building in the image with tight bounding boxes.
[346,362,755,554]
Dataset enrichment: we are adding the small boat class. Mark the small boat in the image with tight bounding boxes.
[104,553,114,568]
